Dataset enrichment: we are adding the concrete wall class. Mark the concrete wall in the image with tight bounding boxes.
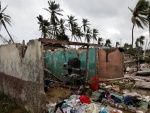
[0,40,46,113]
[97,48,123,78]
[44,48,96,81]
[44,48,123,80]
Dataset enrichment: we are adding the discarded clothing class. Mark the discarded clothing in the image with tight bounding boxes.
[97,91,110,102]
[111,95,122,104]
[123,95,134,106]
[54,101,66,113]
[76,104,87,113]
[79,95,91,104]
[83,103,99,113]
[99,104,108,113]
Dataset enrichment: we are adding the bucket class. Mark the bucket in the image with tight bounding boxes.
[91,77,99,90]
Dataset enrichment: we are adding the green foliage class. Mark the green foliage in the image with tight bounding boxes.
[56,33,69,41]
[104,39,112,48]
[0,92,17,113]
[0,92,28,113]
[37,0,100,43]
[145,57,150,63]
[128,0,149,48]
[0,2,14,43]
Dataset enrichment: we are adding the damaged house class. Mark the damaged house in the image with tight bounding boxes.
[0,39,124,113]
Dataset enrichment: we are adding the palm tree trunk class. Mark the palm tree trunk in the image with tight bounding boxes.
[2,21,14,43]
[149,19,150,38]
[132,24,135,48]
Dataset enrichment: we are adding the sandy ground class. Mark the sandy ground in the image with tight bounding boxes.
[46,87,73,103]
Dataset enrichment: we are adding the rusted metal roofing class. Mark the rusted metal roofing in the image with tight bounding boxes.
[38,38,99,47]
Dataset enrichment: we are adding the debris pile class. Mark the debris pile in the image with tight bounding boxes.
[45,76,150,113]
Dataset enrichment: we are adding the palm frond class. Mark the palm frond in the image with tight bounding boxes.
[136,19,144,29]
[1,5,7,13]
[128,7,134,13]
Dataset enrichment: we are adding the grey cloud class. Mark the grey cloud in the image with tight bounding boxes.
[1,0,149,47]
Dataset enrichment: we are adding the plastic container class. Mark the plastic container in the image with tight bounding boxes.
[91,77,99,90]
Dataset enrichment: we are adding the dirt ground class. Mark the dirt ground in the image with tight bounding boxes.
[46,87,73,103]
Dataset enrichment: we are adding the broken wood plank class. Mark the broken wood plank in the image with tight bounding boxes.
[136,71,150,76]
[44,68,63,82]
[87,77,129,84]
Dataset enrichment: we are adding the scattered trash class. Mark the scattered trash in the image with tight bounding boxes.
[45,75,150,113]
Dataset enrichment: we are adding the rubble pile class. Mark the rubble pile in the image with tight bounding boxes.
[45,77,150,113]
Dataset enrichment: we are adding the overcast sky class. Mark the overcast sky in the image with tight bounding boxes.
[1,0,149,48]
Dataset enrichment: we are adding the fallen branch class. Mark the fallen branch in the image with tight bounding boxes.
[44,68,63,82]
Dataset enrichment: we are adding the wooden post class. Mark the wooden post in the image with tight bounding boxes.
[85,46,89,83]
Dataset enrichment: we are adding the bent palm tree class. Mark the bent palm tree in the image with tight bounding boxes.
[37,15,50,38]
[0,2,14,43]
[128,0,149,48]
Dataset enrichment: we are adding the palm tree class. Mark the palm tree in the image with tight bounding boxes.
[85,28,92,43]
[128,0,149,48]
[37,15,50,38]
[67,15,77,41]
[82,19,90,42]
[56,19,69,41]
[115,41,120,48]
[72,22,80,41]
[82,19,90,33]
[92,28,99,43]
[74,27,84,42]
[98,37,103,47]
[138,35,145,46]
[135,38,140,48]
[123,43,132,53]
[0,2,14,43]
[148,6,150,38]
[59,18,66,35]
[105,39,112,48]
[56,34,69,41]
[44,0,63,38]
[124,43,132,48]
